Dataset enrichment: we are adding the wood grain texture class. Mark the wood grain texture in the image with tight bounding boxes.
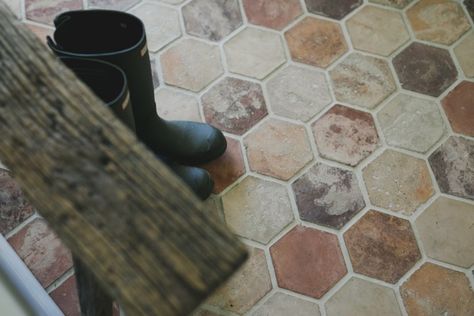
[0,3,247,315]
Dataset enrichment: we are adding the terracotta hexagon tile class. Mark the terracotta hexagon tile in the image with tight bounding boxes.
[454,32,474,78]
[406,0,470,46]
[242,0,303,30]
[207,247,272,314]
[400,263,474,315]
[130,3,181,53]
[222,176,294,244]
[50,276,80,316]
[250,292,321,316]
[285,17,348,69]
[88,0,139,10]
[182,0,242,42]
[363,150,434,214]
[199,137,246,194]
[377,94,445,153]
[270,226,347,299]
[224,27,286,80]
[8,218,73,288]
[25,0,83,25]
[201,77,268,135]
[311,105,379,166]
[346,6,409,56]
[292,163,366,229]
[161,39,223,92]
[329,53,396,109]
[416,197,474,268]
[0,169,35,235]
[304,0,362,20]
[244,119,313,181]
[154,88,201,122]
[368,0,414,8]
[429,136,474,200]
[325,278,402,316]
[442,81,474,137]
[266,65,332,122]
[344,210,421,283]
[393,43,457,97]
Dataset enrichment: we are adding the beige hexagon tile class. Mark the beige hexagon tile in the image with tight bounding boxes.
[346,6,409,57]
[4,0,21,18]
[454,32,474,78]
[222,176,294,244]
[250,292,321,316]
[416,197,474,268]
[154,88,201,122]
[153,0,185,4]
[369,0,414,8]
[326,278,402,316]
[266,65,332,122]
[244,119,313,181]
[161,39,223,92]
[362,150,434,214]
[406,0,471,46]
[88,0,139,10]
[129,2,181,53]
[329,53,396,109]
[377,94,445,153]
[224,27,286,80]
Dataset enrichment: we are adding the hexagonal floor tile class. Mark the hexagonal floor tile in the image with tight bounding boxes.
[250,292,321,316]
[454,32,474,78]
[292,163,366,229]
[88,0,139,10]
[23,23,53,45]
[156,0,185,4]
[161,39,223,92]
[25,0,83,25]
[222,176,294,244]
[312,105,379,166]
[201,77,268,135]
[429,136,474,200]
[442,81,474,137]
[130,3,181,53]
[207,247,272,314]
[344,210,421,283]
[363,150,434,214]
[266,65,332,122]
[330,53,396,109]
[406,0,470,46]
[242,0,303,30]
[400,263,474,315]
[304,0,362,20]
[393,43,457,97]
[416,197,474,268]
[182,0,242,42]
[154,88,201,122]
[326,278,402,316]
[199,137,246,194]
[368,0,413,9]
[285,17,348,69]
[346,6,409,56]
[224,27,286,80]
[377,94,445,153]
[270,226,347,299]
[244,119,313,181]
[5,0,21,18]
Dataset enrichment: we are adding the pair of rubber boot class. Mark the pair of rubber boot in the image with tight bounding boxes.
[47,10,226,200]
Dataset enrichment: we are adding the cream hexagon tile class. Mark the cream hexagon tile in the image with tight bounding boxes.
[88,0,139,10]
[454,32,474,78]
[369,0,414,8]
[154,88,201,122]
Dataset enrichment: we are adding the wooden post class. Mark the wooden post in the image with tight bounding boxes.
[0,2,247,316]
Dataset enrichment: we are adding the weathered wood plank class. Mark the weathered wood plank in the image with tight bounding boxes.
[0,2,247,315]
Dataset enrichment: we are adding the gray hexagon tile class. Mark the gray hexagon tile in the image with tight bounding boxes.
[363,150,434,214]
[329,53,396,109]
[224,27,286,80]
[161,39,223,92]
[312,105,379,167]
[201,77,268,135]
[377,94,445,153]
[244,119,313,181]
[222,176,294,244]
[182,0,242,42]
[266,65,332,122]
[292,163,366,229]
[250,292,321,316]
[130,2,181,53]
[154,88,201,122]
[429,136,474,200]
[454,32,474,78]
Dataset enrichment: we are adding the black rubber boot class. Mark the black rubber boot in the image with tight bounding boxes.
[47,9,226,165]
[60,57,213,200]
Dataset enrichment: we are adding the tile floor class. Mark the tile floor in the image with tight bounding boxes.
[1,0,474,315]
